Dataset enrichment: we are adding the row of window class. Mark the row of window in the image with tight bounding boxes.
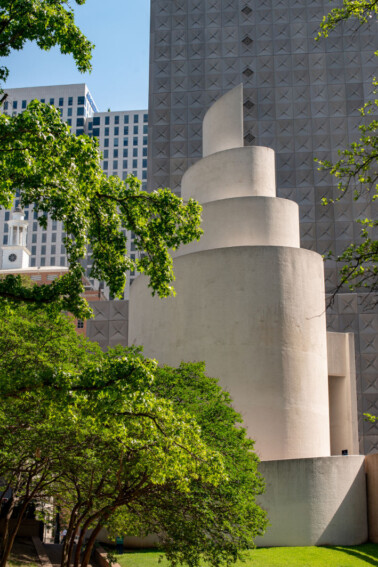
[4,95,86,111]
[100,136,148,148]
[30,257,66,267]
[89,125,148,136]
[103,160,147,174]
[103,148,147,159]
[93,114,148,126]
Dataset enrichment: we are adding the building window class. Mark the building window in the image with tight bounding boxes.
[12,100,17,109]
[3,101,8,110]
[78,96,85,105]
[133,148,138,157]
[104,127,109,136]
[103,161,108,170]
[88,121,93,130]
[123,160,128,169]
[92,127,99,137]
[134,114,139,123]
[132,159,137,169]
[50,257,56,266]
[114,126,119,136]
[143,159,147,168]
[133,137,138,146]
[60,257,65,266]
[32,222,38,231]
[3,235,7,245]
[61,244,65,254]
[122,172,127,180]
[68,97,73,106]
[4,211,9,221]
[31,246,36,255]
[76,129,84,135]
[123,138,128,147]
[51,245,56,255]
[77,319,84,329]
[40,257,46,266]
[123,149,128,157]
[93,116,100,125]
[115,115,119,124]
[103,149,108,158]
[113,160,118,169]
[105,116,110,125]
[143,125,148,134]
[133,126,138,135]
[143,136,147,145]
[3,223,8,233]
[124,126,129,135]
[143,147,148,157]
[114,138,119,147]
[77,118,84,127]
[22,100,27,109]
[50,98,54,105]
[142,170,147,179]
[124,115,129,124]
[52,233,57,242]
[77,106,84,116]
[113,149,118,158]
[143,114,148,122]
[68,107,72,116]
[31,258,36,267]
[32,234,37,243]
[104,138,109,147]
[42,233,47,243]
[41,245,46,255]
[67,119,72,126]
[59,97,64,106]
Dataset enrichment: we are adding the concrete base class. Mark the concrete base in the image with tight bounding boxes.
[255,456,367,547]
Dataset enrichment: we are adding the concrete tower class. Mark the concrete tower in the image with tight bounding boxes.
[130,86,367,545]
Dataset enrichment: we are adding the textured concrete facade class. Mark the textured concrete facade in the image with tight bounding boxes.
[148,0,378,453]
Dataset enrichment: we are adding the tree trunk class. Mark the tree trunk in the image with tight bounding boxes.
[0,496,17,567]
[73,525,87,567]
[80,511,113,567]
[61,504,80,567]
[0,497,30,567]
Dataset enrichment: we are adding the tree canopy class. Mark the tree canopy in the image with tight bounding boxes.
[0,0,203,317]
[0,0,94,85]
[316,1,378,300]
[0,305,267,567]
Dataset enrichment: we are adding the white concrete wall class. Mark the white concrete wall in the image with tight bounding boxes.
[256,456,367,546]
[327,332,359,456]
[129,246,330,461]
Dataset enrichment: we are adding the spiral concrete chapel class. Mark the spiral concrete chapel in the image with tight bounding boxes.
[129,85,368,545]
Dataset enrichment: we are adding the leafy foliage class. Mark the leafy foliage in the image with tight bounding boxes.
[315,2,378,299]
[0,0,93,85]
[0,101,202,317]
[0,307,266,567]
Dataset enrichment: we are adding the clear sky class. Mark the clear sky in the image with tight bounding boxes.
[1,0,150,112]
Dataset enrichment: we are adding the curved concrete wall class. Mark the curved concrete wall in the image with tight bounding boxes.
[129,246,330,461]
[181,146,276,204]
[256,456,367,546]
[202,84,243,157]
[172,197,300,258]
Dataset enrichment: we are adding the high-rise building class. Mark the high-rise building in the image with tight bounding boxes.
[147,0,378,453]
[0,84,148,298]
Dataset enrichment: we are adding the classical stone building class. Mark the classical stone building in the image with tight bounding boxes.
[147,0,378,453]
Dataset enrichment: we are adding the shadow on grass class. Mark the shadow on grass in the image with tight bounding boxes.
[323,544,378,566]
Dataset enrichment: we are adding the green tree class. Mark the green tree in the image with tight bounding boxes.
[0,307,267,567]
[316,2,378,300]
[0,0,94,86]
[0,1,203,317]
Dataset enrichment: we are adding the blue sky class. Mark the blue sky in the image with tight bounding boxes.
[1,0,150,111]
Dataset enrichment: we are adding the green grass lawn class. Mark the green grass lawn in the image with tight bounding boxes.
[115,544,378,567]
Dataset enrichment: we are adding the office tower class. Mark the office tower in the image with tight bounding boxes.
[0,84,148,298]
[148,0,378,452]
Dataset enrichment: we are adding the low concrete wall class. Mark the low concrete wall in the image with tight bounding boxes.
[256,455,367,547]
[0,518,43,538]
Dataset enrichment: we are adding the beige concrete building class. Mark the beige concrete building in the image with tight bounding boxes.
[129,86,368,546]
